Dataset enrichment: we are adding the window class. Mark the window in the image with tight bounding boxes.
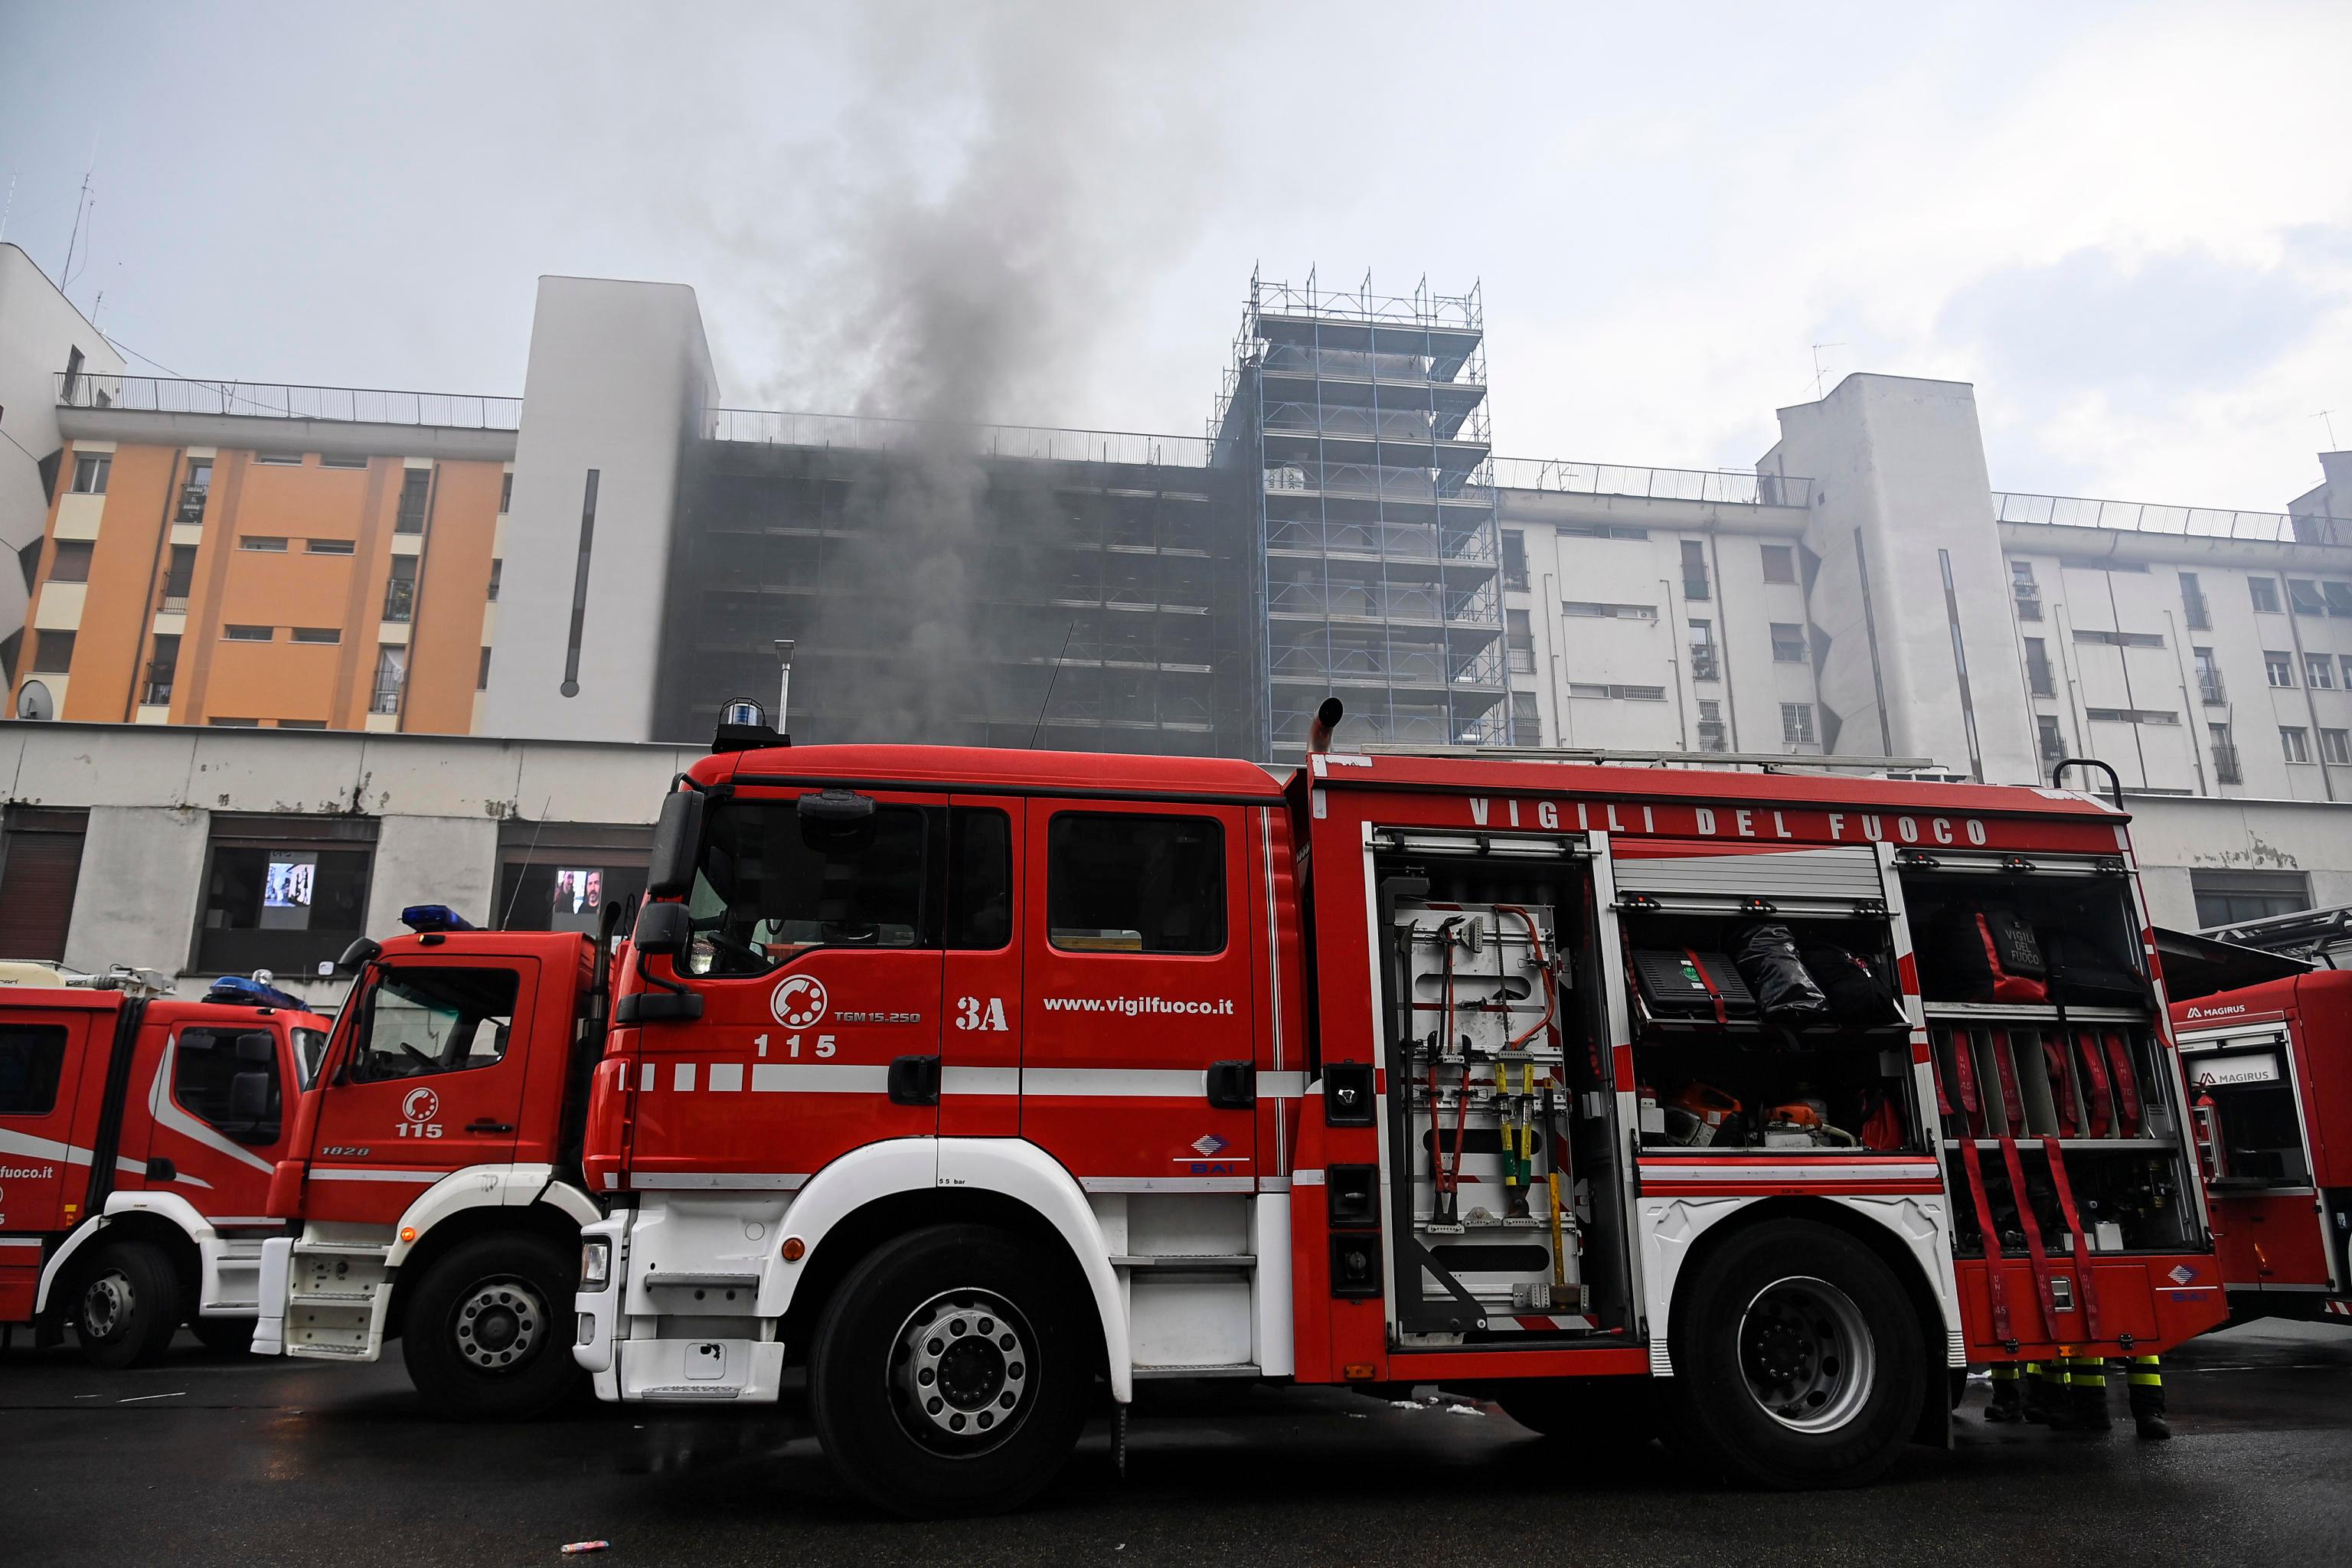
[208,717,260,727]
[2193,869,2311,927]
[1697,698,1726,753]
[2325,729,2352,766]
[1566,683,1667,701]
[1048,813,1223,955]
[486,558,502,602]
[319,452,368,469]
[143,634,180,706]
[2282,726,2312,764]
[2073,629,2164,648]
[278,720,328,730]
[1561,600,1657,620]
[683,798,929,976]
[70,454,110,494]
[942,808,1012,950]
[477,646,493,690]
[178,459,214,524]
[2326,581,2352,617]
[2194,647,2224,704]
[0,807,87,962]
[292,627,341,645]
[499,472,513,514]
[2249,577,2281,613]
[1781,703,1815,745]
[2024,637,2054,697]
[1505,609,1535,674]
[371,645,406,714]
[2037,715,2066,763]
[162,544,197,607]
[0,1024,68,1116]
[2306,654,2334,689]
[29,630,74,672]
[305,538,356,555]
[2265,651,2295,688]
[48,540,93,583]
[1770,622,1808,662]
[240,536,289,553]
[224,625,274,642]
[394,470,430,534]
[1760,544,1797,585]
[1510,689,1540,742]
[2084,707,2178,726]
[346,965,520,1085]
[2180,571,2210,630]
[1681,539,1710,601]
[2011,560,2041,620]
[1501,531,1527,592]
[254,452,304,466]
[2342,655,2352,689]
[2210,723,2242,785]
[384,556,416,621]
[172,1027,280,1142]
[2288,579,2327,616]
[1689,619,1719,681]
[194,815,375,974]
[1558,524,1648,541]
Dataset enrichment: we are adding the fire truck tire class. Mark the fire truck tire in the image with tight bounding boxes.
[1663,1218,1925,1490]
[189,1315,256,1356]
[400,1233,580,1421]
[75,1240,182,1370]
[809,1223,1089,1517]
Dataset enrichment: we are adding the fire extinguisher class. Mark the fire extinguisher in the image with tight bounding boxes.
[2192,1078,2226,1183]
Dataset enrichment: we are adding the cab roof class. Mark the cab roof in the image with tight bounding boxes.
[694,743,1292,804]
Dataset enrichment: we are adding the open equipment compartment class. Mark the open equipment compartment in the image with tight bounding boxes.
[1902,848,2200,1259]
[1372,828,1627,1345]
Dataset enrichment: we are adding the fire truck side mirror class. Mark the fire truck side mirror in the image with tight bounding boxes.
[648,789,707,900]
[632,900,691,957]
[335,937,381,977]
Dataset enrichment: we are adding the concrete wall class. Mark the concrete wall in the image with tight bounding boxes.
[481,276,718,743]
[2119,792,2352,930]
[60,803,211,978]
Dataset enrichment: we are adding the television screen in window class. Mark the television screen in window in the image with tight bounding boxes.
[263,854,317,922]
[552,868,603,915]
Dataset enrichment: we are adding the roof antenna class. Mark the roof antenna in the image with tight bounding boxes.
[2318,410,2340,450]
[1029,620,1077,747]
[1811,343,1847,400]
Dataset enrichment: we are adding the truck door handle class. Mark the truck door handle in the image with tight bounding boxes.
[888,1055,942,1106]
[466,1119,515,1134]
[1206,1060,1256,1110]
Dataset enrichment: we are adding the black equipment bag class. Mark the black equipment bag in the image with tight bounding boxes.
[1801,942,1908,1027]
[1729,921,1832,1024]
[1923,906,2048,1003]
[1631,950,1756,1023]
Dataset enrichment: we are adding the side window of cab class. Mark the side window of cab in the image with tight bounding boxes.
[346,966,521,1083]
[1047,813,1226,954]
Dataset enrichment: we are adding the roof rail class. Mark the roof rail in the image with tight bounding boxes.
[1350,743,1945,775]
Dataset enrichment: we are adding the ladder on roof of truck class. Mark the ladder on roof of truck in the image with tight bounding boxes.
[1351,743,1948,776]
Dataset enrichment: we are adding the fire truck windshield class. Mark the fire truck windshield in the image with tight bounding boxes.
[681,798,929,977]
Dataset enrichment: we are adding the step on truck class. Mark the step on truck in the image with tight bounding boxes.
[2166,964,2352,1322]
[0,965,330,1364]
[256,717,2230,1509]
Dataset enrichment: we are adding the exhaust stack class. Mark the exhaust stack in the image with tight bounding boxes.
[1308,697,1344,756]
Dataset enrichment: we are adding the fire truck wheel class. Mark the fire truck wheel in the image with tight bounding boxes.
[76,1240,182,1370]
[189,1315,256,1356]
[401,1233,580,1421]
[1664,1218,1925,1490]
[809,1223,1089,1517]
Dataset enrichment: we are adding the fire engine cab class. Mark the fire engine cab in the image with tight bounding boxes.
[538,728,2227,1511]
[0,965,328,1364]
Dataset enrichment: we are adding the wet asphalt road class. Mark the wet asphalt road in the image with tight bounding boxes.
[3,1321,2348,1568]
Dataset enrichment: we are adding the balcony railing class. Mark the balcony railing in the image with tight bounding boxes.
[2183,592,2211,630]
[60,373,520,430]
[2014,590,2043,622]
[383,580,416,622]
[141,680,173,707]
[1994,491,2349,547]
[370,684,402,717]
[705,407,1211,469]
[1690,648,1720,681]
[1508,645,1537,675]
[2213,743,2243,785]
[175,485,210,524]
[1489,457,1815,509]
[2200,675,2226,705]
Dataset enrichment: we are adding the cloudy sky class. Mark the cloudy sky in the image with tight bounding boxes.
[3,1,2345,508]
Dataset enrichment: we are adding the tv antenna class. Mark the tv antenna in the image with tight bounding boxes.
[2318,410,2340,450]
[1811,343,1847,400]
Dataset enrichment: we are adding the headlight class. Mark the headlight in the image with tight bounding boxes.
[580,1236,612,1291]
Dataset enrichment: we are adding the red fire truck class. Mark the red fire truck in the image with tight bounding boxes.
[257,730,2227,1511]
[1,968,330,1364]
[2166,966,2352,1323]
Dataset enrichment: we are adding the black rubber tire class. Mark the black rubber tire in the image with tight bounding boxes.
[76,1240,182,1370]
[809,1223,1090,1517]
[1494,1375,1661,1456]
[189,1315,256,1356]
[400,1232,580,1420]
[1661,1218,1926,1490]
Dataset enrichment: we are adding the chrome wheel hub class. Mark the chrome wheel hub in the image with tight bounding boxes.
[891,1290,1032,1452]
[1737,1274,1875,1432]
[82,1269,133,1340]
[453,1279,545,1371]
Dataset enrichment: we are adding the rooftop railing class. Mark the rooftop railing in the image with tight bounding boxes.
[1251,275,1481,332]
[706,407,1213,469]
[1490,457,1815,509]
[59,374,520,430]
[1994,491,2348,546]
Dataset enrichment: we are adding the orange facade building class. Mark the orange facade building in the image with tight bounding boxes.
[14,422,511,733]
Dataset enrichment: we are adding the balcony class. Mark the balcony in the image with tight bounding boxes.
[175,485,211,524]
[382,580,416,622]
[370,684,402,717]
[2200,675,2226,706]
[1690,648,1720,682]
[2213,743,2243,786]
[142,680,173,707]
[2014,590,2043,622]
[1508,645,1536,675]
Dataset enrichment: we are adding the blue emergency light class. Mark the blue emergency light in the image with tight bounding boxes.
[401,904,475,933]
[206,974,304,1009]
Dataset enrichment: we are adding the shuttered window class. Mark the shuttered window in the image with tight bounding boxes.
[0,808,89,961]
